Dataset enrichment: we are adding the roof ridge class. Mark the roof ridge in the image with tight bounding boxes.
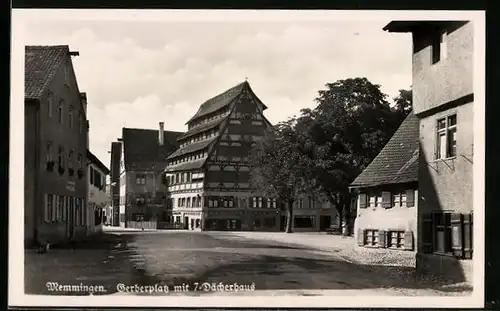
[186,81,248,124]
[123,127,184,133]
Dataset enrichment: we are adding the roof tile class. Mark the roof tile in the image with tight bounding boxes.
[350,113,420,188]
[122,128,183,171]
[25,45,69,100]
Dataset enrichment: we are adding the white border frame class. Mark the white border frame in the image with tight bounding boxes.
[10,9,485,308]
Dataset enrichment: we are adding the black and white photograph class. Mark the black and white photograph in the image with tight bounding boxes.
[10,9,485,308]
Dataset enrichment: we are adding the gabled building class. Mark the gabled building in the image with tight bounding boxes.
[383,21,474,282]
[86,150,110,235]
[110,124,182,229]
[350,113,419,252]
[163,81,338,231]
[25,45,89,246]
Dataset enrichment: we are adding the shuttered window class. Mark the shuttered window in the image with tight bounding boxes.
[364,229,379,247]
[359,193,367,209]
[423,212,473,259]
[382,192,392,209]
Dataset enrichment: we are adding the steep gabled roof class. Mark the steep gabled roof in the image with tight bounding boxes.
[25,45,70,100]
[350,113,419,188]
[87,150,110,175]
[122,128,183,171]
[186,81,268,124]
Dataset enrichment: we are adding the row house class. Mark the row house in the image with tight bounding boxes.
[25,45,89,246]
[109,125,182,229]
[163,81,337,231]
[382,21,474,282]
[86,150,110,234]
[350,113,419,252]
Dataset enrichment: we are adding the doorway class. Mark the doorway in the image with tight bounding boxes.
[184,216,189,229]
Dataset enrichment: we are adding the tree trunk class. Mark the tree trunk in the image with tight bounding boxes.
[340,191,351,237]
[286,200,294,233]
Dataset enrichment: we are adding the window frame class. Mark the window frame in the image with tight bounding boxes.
[58,99,64,124]
[46,141,53,163]
[364,229,379,247]
[433,212,454,255]
[47,92,53,118]
[58,146,65,168]
[436,114,457,160]
[388,230,406,249]
[68,106,74,129]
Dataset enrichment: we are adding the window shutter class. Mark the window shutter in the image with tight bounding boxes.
[378,230,387,248]
[422,213,433,253]
[382,191,392,209]
[404,230,414,250]
[406,189,415,207]
[451,213,463,258]
[463,213,473,259]
[357,228,365,246]
[359,193,367,209]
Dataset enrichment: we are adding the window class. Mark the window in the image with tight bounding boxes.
[187,197,191,208]
[56,196,63,222]
[47,92,53,118]
[369,194,377,208]
[177,198,181,207]
[46,142,53,163]
[294,216,316,228]
[90,167,94,185]
[252,197,257,208]
[58,100,64,124]
[436,114,457,159]
[298,199,304,209]
[68,106,74,129]
[271,198,277,208]
[431,30,447,64]
[68,150,74,169]
[364,229,379,247]
[58,146,65,168]
[388,231,405,249]
[209,198,214,207]
[135,174,146,185]
[79,113,83,133]
[258,197,263,208]
[44,194,53,222]
[77,154,82,169]
[434,212,453,254]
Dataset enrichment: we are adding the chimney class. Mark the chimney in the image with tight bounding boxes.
[159,122,164,146]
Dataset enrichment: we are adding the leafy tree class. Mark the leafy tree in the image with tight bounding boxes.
[393,88,413,118]
[297,78,410,235]
[248,119,312,233]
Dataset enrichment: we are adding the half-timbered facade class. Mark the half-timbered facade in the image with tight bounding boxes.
[164,81,338,231]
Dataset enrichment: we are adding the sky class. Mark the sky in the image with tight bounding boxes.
[20,13,413,168]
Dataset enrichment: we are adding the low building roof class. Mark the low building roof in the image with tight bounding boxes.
[350,113,419,189]
[122,127,183,171]
[87,150,110,175]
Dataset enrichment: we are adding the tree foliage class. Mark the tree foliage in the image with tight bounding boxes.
[250,77,412,234]
[248,119,312,233]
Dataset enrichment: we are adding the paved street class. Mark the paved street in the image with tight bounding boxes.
[25,230,472,296]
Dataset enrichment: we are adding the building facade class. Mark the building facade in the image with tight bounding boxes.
[164,81,337,231]
[86,150,110,235]
[110,125,182,229]
[350,113,419,253]
[384,21,474,282]
[25,45,89,246]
